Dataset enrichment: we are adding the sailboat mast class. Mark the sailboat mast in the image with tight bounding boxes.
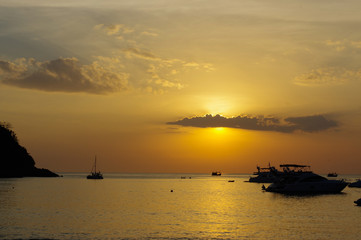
[95,155,97,173]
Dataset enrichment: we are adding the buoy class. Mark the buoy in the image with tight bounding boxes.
[170,190,173,192]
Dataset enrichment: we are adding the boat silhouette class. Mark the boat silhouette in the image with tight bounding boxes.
[211,171,221,176]
[349,179,361,188]
[248,164,281,183]
[86,156,103,179]
[265,164,347,194]
[327,172,338,177]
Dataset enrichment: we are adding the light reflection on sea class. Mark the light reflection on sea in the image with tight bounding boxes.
[0,173,361,239]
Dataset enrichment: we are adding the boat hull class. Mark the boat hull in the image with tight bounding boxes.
[87,172,103,179]
[211,171,221,176]
[266,180,348,194]
[87,176,103,179]
[248,175,276,183]
[327,174,337,177]
[348,181,361,188]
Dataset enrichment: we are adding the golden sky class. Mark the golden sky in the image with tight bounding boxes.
[1,0,361,174]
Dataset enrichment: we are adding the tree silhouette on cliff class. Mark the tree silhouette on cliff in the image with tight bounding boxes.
[0,122,58,178]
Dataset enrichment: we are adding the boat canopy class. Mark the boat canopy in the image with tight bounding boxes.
[280,164,310,168]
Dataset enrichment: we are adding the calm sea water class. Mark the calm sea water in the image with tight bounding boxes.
[1,173,361,240]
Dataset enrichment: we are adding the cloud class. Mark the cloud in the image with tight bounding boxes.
[294,39,361,87]
[123,47,213,71]
[167,114,338,133]
[0,51,213,94]
[293,67,361,87]
[0,57,128,94]
[94,24,134,36]
[0,20,214,95]
[284,115,338,132]
[120,47,213,94]
[141,31,159,37]
[123,47,160,61]
[324,39,361,52]
[324,40,346,52]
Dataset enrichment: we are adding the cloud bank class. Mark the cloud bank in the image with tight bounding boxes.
[167,114,338,133]
[0,22,213,95]
[0,57,128,94]
[0,51,212,94]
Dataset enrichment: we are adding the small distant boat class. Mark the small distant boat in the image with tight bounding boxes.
[327,172,338,177]
[211,171,221,176]
[354,198,361,206]
[86,156,103,179]
[349,179,361,188]
[228,180,235,182]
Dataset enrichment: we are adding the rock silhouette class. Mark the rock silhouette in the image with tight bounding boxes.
[0,122,59,178]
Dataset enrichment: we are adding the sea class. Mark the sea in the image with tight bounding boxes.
[1,173,361,240]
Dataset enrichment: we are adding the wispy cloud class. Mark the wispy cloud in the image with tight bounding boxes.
[167,114,338,133]
[141,31,159,37]
[324,39,361,52]
[123,47,160,61]
[121,46,214,94]
[94,24,134,37]
[94,23,157,44]
[324,40,346,52]
[293,67,361,87]
[293,38,361,87]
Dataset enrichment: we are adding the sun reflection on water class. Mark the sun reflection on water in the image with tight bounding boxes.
[1,174,360,239]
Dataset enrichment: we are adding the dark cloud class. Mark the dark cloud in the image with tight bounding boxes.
[167,114,338,133]
[285,115,338,132]
[0,61,14,72]
[0,58,128,94]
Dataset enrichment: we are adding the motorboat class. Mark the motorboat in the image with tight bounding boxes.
[354,198,361,206]
[211,171,221,176]
[265,164,347,194]
[248,165,280,183]
[86,156,103,179]
[327,172,338,177]
[349,180,361,188]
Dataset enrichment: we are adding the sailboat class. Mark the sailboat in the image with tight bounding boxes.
[86,156,103,179]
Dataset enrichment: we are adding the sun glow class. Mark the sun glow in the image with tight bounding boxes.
[213,127,226,133]
[203,97,233,116]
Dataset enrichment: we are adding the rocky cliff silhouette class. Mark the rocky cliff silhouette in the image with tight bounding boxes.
[0,122,59,178]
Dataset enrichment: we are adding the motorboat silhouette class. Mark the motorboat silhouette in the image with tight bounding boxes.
[349,179,361,188]
[248,164,280,183]
[265,164,347,194]
[327,172,338,177]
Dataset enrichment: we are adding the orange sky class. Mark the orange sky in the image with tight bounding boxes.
[1,0,361,174]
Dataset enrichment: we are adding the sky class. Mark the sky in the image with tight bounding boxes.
[1,0,361,174]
